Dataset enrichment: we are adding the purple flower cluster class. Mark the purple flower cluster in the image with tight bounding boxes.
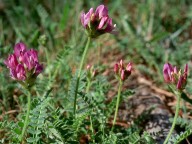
[4,42,43,83]
[163,63,188,90]
[114,60,132,81]
[81,5,116,38]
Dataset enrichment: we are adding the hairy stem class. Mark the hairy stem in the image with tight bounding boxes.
[74,37,91,118]
[20,90,31,142]
[111,79,123,131]
[163,91,181,144]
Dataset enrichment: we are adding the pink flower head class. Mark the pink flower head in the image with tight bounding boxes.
[4,42,43,86]
[114,59,132,81]
[81,4,116,38]
[163,63,188,90]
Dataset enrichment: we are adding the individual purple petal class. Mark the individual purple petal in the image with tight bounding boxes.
[81,8,94,28]
[163,63,173,83]
[28,49,38,62]
[34,63,43,76]
[10,69,17,80]
[176,64,188,90]
[95,5,108,19]
[86,64,91,70]
[126,62,132,72]
[177,76,184,90]
[184,64,188,74]
[4,54,18,69]
[121,70,125,80]
[97,16,108,29]
[182,64,188,88]
[14,42,27,58]
[104,18,115,33]
[22,49,39,71]
[114,63,119,73]
[81,12,86,27]
[183,64,188,81]
[84,8,94,24]
[119,59,123,68]
[16,64,26,81]
[22,53,33,70]
[163,68,170,83]
[173,66,177,74]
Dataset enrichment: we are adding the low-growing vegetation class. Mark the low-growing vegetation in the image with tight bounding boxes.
[0,1,192,144]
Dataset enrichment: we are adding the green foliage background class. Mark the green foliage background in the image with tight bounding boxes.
[0,0,192,143]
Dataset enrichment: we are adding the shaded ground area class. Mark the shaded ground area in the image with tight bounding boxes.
[87,43,192,143]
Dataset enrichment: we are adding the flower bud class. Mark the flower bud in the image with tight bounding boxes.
[114,63,119,73]
[121,70,125,81]
[38,35,47,46]
[92,70,96,77]
[86,64,96,79]
[126,62,132,72]
[119,59,123,69]
[87,64,91,70]
[114,59,132,81]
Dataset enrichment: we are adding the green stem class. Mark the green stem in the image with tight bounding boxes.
[163,91,181,144]
[86,78,95,143]
[111,79,123,131]
[20,90,31,142]
[86,78,91,93]
[90,115,95,143]
[73,37,91,118]
[78,37,91,78]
